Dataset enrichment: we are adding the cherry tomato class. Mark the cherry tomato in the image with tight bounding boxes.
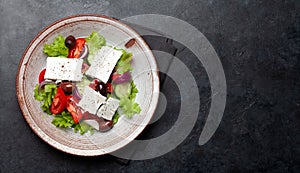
[68,38,86,58]
[50,88,67,115]
[66,96,83,124]
[38,69,46,83]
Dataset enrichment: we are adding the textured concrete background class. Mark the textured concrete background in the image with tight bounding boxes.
[0,0,299,172]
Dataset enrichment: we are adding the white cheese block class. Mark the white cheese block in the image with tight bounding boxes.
[97,97,120,120]
[85,46,123,83]
[44,57,83,81]
[78,86,107,114]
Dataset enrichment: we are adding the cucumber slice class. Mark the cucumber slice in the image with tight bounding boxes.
[76,76,91,96]
[114,82,132,98]
[87,54,95,65]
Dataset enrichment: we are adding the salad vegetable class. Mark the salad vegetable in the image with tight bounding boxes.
[115,51,133,74]
[118,82,141,118]
[85,31,106,56]
[86,31,106,64]
[34,32,141,135]
[34,83,57,115]
[43,35,68,57]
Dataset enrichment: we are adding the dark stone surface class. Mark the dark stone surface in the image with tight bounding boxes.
[0,0,299,172]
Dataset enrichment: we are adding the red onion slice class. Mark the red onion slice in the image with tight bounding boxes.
[112,71,132,84]
[82,113,113,132]
[79,44,89,59]
[38,80,56,93]
[81,62,90,74]
[72,86,82,101]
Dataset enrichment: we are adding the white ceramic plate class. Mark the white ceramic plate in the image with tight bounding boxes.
[16,14,159,156]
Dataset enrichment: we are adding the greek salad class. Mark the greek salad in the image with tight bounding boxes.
[34,32,141,134]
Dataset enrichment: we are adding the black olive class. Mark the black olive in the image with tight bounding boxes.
[98,82,107,96]
[65,35,76,49]
[59,82,74,94]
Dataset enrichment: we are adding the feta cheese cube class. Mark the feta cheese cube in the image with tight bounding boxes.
[44,57,83,81]
[78,86,106,114]
[97,97,120,120]
[85,46,123,83]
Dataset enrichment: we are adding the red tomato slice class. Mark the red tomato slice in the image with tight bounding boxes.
[50,88,67,115]
[68,38,86,58]
[66,96,83,124]
[38,68,46,83]
[106,82,113,93]
[89,79,100,91]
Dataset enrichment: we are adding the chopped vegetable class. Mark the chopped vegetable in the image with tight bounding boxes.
[73,122,94,135]
[34,83,57,114]
[38,69,46,83]
[66,96,83,124]
[85,31,106,56]
[68,38,86,58]
[112,71,131,84]
[118,82,141,118]
[52,111,74,128]
[52,111,93,134]
[43,35,68,57]
[115,51,133,74]
[106,82,113,93]
[76,76,91,96]
[50,87,67,115]
[112,112,120,125]
[114,82,131,98]
[85,31,106,64]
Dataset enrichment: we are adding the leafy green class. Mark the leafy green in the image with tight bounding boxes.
[43,35,68,57]
[52,111,94,135]
[118,81,141,118]
[76,76,91,96]
[119,97,141,118]
[130,82,138,100]
[52,111,74,128]
[73,122,94,135]
[116,51,133,74]
[35,84,93,135]
[34,84,57,114]
[85,31,106,57]
[112,112,120,124]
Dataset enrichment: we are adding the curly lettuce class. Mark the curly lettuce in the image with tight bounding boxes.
[52,111,94,135]
[85,31,106,56]
[34,84,57,114]
[116,50,133,74]
[118,82,141,118]
[43,35,68,57]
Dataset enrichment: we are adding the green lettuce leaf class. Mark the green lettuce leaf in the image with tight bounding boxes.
[34,84,57,114]
[116,51,133,74]
[52,111,94,135]
[112,112,120,124]
[52,111,74,128]
[73,122,94,135]
[43,35,68,57]
[118,81,141,118]
[85,31,106,56]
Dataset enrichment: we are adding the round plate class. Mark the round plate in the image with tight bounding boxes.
[16,14,159,156]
